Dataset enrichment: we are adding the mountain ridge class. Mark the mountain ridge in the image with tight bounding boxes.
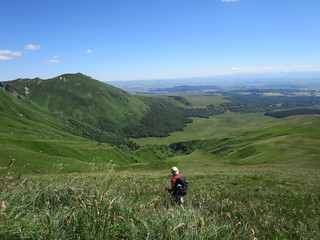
[5,73,149,131]
[1,73,320,174]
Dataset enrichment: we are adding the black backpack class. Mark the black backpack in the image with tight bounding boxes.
[175,175,189,196]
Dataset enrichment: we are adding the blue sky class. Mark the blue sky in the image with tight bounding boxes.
[1,0,320,81]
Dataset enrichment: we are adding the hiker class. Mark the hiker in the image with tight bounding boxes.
[166,167,188,206]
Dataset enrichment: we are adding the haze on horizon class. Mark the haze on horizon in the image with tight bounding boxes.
[1,0,320,82]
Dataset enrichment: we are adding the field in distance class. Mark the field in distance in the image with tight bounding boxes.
[133,111,286,145]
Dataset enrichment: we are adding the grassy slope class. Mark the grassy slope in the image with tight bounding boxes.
[1,91,319,239]
[0,88,156,174]
[1,84,319,173]
[1,87,192,174]
[133,112,292,145]
[134,111,320,169]
[224,116,320,166]
[1,168,319,239]
[154,93,230,108]
[179,94,231,107]
[0,114,131,174]
[5,74,198,139]
[5,73,148,130]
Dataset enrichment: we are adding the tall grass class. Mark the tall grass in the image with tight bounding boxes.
[1,166,319,239]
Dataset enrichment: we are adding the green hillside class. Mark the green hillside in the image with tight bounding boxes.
[0,76,198,174]
[5,73,149,133]
[1,74,320,174]
[0,86,173,174]
[137,113,320,169]
[0,87,125,173]
[5,74,200,139]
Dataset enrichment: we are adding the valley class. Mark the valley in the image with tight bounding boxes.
[1,73,320,173]
[2,0,320,238]
[1,73,319,239]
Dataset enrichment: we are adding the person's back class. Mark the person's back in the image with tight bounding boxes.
[168,167,188,206]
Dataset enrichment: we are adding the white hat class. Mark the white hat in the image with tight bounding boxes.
[170,166,179,175]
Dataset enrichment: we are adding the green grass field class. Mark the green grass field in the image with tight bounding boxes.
[1,166,319,239]
[171,94,230,108]
[1,90,320,239]
[132,112,283,145]
[133,112,320,145]
[2,93,320,173]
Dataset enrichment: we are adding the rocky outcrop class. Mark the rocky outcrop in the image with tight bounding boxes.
[0,82,25,100]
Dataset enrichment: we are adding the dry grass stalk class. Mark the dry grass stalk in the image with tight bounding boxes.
[173,223,186,231]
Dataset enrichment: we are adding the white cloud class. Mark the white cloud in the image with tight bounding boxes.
[0,55,13,60]
[48,59,60,63]
[221,0,238,2]
[261,66,273,70]
[0,50,23,56]
[86,49,93,53]
[231,67,242,71]
[0,50,23,60]
[230,65,317,73]
[26,44,41,50]
[43,56,60,64]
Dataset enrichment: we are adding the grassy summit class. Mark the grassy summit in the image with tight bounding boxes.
[6,73,148,132]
